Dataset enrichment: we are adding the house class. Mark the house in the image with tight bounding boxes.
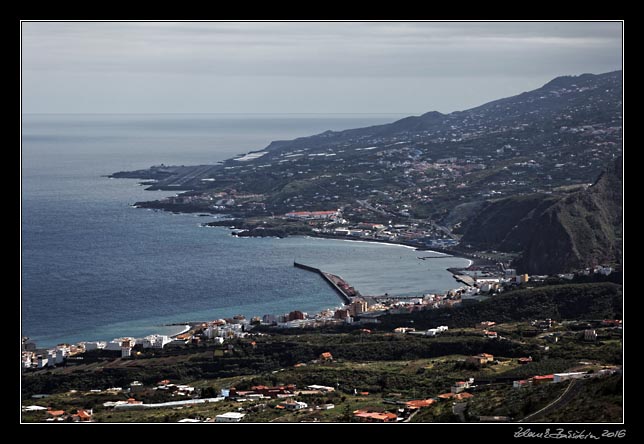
[467,353,494,366]
[484,330,498,339]
[215,412,246,423]
[317,404,335,410]
[393,327,415,334]
[278,400,308,411]
[46,409,66,418]
[353,410,398,423]
[405,399,435,410]
[71,409,93,422]
[319,352,333,361]
[451,380,471,393]
[517,357,533,365]
[531,374,554,384]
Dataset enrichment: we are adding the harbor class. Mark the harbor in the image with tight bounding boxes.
[293,262,356,304]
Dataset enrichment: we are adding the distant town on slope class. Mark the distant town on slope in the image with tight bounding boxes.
[111,70,623,275]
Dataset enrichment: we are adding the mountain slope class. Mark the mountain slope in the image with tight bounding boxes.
[460,158,622,274]
[113,70,623,276]
[260,70,621,158]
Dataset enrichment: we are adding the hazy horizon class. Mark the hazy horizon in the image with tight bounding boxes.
[22,21,622,115]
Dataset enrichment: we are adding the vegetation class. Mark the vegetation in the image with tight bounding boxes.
[22,280,623,423]
[378,282,622,330]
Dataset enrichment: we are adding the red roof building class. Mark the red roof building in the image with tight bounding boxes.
[405,399,435,409]
[72,409,93,422]
[353,410,398,423]
[531,374,554,384]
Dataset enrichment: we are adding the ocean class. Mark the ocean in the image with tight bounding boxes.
[21,113,470,348]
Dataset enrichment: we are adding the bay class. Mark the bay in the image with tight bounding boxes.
[21,113,470,348]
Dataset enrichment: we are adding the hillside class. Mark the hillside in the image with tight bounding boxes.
[112,70,623,276]
[378,282,622,331]
[114,70,622,207]
[460,158,622,274]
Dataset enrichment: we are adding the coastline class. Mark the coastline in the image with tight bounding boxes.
[25,228,477,351]
[28,179,482,349]
[303,235,419,251]
[201,218,492,268]
[169,324,191,338]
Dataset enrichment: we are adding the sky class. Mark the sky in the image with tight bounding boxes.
[21,21,622,115]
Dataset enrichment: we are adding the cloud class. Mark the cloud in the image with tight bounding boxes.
[21,21,622,113]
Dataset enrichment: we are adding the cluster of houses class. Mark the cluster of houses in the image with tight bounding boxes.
[392,325,449,336]
[21,334,180,370]
[22,405,93,422]
[226,383,336,402]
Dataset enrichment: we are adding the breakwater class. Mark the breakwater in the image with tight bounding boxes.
[293,262,353,304]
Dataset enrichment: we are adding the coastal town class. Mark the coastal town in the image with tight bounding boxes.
[21,20,623,426]
[22,245,621,423]
[22,234,618,373]
[21,309,622,423]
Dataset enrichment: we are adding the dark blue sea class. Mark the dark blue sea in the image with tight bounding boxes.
[21,114,470,348]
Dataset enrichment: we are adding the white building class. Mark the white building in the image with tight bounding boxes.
[83,341,106,351]
[105,340,122,351]
[204,325,220,339]
[554,372,586,383]
[22,354,33,369]
[54,349,65,364]
[37,355,48,368]
[595,266,613,276]
[215,412,246,423]
[426,325,448,336]
[306,385,335,393]
[262,314,277,324]
[279,401,308,410]
[121,347,132,358]
[142,335,171,349]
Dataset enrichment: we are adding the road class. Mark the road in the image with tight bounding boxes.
[520,380,578,422]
